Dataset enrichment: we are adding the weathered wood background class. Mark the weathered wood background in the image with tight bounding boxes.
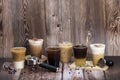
[0,0,120,58]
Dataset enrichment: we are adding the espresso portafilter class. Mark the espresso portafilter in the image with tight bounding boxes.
[26,56,59,72]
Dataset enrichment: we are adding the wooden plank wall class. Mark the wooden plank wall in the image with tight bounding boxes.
[0,0,120,58]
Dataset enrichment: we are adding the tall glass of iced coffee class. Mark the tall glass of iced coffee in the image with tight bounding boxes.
[28,38,43,58]
[90,43,105,66]
[11,47,26,69]
[59,42,73,63]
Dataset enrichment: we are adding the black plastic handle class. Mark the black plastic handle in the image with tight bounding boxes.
[39,63,58,72]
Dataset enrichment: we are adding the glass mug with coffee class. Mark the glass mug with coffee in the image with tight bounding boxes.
[59,42,73,63]
[46,46,60,67]
[90,43,105,66]
[73,45,87,67]
[11,47,26,69]
[28,38,43,58]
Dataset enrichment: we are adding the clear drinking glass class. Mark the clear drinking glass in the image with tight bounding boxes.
[46,46,60,67]
[11,47,26,69]
[90,43,105,66]
[59,42,73,63]
[28,38,43,58]
[73,45,87,67]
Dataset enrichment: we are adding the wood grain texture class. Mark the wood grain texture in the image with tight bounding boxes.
[0,0,120,57]
[105,0,120,56]
[73,0,88,45]
[3,0,13,58]
[60,0,72,42]
[41,63,62,80]
[63,63,84,80]
[84,70,106,80]
[0,0,3,57]
[45,0,61,46]
[19,63,62,80]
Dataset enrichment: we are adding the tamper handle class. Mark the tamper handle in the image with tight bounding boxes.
[39,63,58,72]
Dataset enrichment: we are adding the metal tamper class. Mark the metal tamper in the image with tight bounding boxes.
[26,56,59,72]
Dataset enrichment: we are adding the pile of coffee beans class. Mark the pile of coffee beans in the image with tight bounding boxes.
[3,62,16,74]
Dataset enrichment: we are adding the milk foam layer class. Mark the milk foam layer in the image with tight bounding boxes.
[29,39,43,45]
[90,43,105,54]
[14,60,24,69]
[59,42,72,47]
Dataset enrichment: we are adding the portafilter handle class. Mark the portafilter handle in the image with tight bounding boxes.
[26,56,58,72]
[38,63,58,72]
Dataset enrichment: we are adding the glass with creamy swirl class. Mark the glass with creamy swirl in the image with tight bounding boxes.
[90,43,105,66]
[28,38,43,58]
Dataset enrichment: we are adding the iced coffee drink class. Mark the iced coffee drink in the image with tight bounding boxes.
[29,38,43,58]
[90,43,105,66]
[11,47,26,69]
[73,45,87,67]
[59,42,73,63]
[46,46,60,67]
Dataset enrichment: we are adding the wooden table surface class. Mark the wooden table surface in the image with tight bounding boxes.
[0,56,120,80]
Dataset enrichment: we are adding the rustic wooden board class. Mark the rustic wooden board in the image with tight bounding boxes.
[19,63,62,80]
[0,71,13,80]
[41,63,62,80]
[63,63,84,80]
[60,0,72,42]
[45,0,61,46]
[84,70,105,80]
[19,66,42,80]
[0,0,3,57]
[73,0,88,45]
[2,0,13,58]
[13,69,21,80]
[105,0,120,56]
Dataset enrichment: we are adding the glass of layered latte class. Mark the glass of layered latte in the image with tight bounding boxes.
[28,38,43,58]
[73,45,87,67]
[90,43,105,66]
[11,47,26,69]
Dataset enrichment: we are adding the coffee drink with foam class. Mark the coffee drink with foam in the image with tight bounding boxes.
[59,42,73,63]
[29,38,43,58]
[11,47,26,69]
[90,43,105,66]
